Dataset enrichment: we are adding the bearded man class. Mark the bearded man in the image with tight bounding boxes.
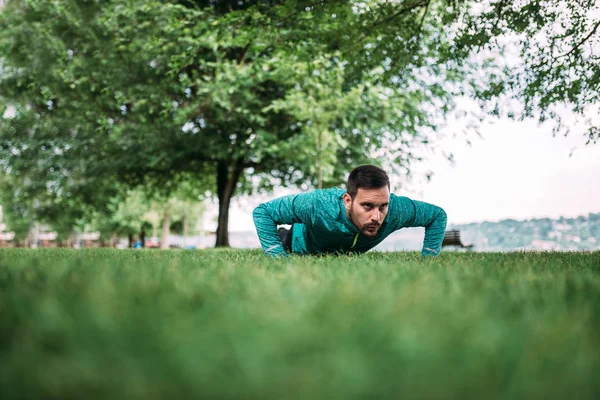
[253,165,447,257]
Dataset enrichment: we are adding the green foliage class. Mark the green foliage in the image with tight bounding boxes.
[0,170,105,240]
[454,0,600,143]
[0,176,31,240]
[84,181,207,237]
[0,249,599,399]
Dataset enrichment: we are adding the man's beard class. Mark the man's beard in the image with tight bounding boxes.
[348,205,381,235]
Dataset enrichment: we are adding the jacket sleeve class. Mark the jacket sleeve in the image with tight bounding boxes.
[252,192,315,257]
[391,195,448,257]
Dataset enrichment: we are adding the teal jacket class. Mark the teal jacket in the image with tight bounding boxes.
[252,188,447,257]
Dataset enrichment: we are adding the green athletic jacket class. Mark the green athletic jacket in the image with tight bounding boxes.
[252,188,447,257]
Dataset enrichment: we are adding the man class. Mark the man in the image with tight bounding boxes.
[252,165,447,257]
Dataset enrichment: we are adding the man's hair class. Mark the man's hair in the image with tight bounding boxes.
[346,165,390,198]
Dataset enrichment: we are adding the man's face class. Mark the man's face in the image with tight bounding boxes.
[343,186,390,237]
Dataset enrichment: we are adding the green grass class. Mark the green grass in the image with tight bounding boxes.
[1,249,599,399]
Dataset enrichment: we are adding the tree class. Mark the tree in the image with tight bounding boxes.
[85,185,205,248]
[0,0,493,246]
[453,0,600,144]
[141,181,207,249]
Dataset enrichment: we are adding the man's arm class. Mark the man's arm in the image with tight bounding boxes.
[391,195,447,257]
[252,192,315,257]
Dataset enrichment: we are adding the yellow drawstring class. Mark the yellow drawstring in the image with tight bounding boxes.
[350,233,359,249]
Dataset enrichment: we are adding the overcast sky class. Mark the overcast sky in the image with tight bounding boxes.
[407,117,600,224]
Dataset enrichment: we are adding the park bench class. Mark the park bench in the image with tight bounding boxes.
[442,229,474,249]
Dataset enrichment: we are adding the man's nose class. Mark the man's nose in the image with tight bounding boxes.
[371,210,382,221]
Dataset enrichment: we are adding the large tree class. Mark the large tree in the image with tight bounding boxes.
[1,0,470,246]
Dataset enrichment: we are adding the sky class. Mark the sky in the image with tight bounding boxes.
[216,107,600,232]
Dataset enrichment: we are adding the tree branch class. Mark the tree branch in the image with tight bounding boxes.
[491,0,509,35]
[556,19,600,60]
[416,1,430,33]
[393,0,430,71]
[356,0,430,46]
[238,43,250,64]
[277,1,325,24]
[368,0,429,32]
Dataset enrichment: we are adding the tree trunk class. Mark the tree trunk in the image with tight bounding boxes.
[29,223,39,248]
[161,206,170,249]
[140,227,146,248]
[128,233,133,248]
[183,213,188,248]
[215,159,244,247]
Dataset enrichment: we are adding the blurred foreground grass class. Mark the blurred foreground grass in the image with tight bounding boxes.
[0,249,599,399]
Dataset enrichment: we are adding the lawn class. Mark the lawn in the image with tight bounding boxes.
[0,249,599,399]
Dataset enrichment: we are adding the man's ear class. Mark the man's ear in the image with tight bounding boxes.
[343,193,352,211]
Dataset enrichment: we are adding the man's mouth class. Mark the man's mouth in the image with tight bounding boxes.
[365,225,379,233]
